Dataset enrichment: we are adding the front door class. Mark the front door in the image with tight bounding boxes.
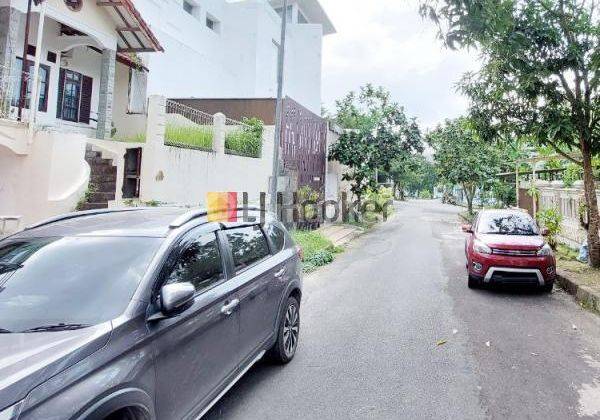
[151,226,240,420]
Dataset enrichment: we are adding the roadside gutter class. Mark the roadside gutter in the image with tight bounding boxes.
[556,269,600,315]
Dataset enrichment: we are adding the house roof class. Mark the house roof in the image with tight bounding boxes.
[96,0,164,52]
[35,0,163,52]
[270,0,336,35]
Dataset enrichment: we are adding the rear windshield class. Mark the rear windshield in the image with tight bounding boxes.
[477,213,539,236]
[0,236,161,333]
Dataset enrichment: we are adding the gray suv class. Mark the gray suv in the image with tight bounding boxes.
[0,207,302,420]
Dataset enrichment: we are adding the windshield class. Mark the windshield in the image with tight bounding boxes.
[477,213,539,236]
[0,236,161,333]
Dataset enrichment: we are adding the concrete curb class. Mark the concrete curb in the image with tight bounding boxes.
[556,269,600,314]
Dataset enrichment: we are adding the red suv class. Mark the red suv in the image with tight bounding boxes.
[463,209,556,292]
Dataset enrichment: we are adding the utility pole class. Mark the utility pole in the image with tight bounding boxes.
[269,0,288,214]
[17,0,33,122]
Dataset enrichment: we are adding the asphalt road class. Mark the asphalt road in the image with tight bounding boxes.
[205,200,600,419]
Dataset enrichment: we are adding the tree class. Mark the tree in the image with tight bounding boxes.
[421,0,600,266]
[388,154,437,200]
[428,117,501,214]
[329,86,424,203]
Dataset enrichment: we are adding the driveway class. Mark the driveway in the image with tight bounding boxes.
[205,199,600,419]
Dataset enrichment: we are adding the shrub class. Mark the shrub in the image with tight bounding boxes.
[563,163,583,187]
[290,230,342,272]
[364,187,394,213]
[225,118,264,158]
[419,189,433,199]
[537,207,563,248]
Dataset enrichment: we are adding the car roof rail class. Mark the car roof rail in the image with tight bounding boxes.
[25,208,149,231]
[169,206,263,229]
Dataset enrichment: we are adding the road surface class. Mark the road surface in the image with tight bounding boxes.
[205,200,600,419]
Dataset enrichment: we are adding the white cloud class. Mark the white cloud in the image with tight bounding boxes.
[320,0,481,129]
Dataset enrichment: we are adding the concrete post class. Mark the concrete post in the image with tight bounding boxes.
[213,112,225,154]
[0,7,20,116]
[96,48,116,139]
[139,95,166,202]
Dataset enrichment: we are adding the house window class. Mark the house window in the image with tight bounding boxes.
[206,14,220,33]
[183,0,194,15]
[11,58,50,112]
[57,68,93,124]
[62,70,81,122]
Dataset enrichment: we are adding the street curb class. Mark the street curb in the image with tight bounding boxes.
[556,269,600,315]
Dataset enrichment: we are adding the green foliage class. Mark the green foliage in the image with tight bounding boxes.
[364,187,394,213]
[419,189,433,199]
[428,117,500,214]
[75,183,97,211]
[290,230,342,273]
[297,185,320,221]
[490,180,516,208]
[329,85,423,201]
[537,208,563,249]
[165,123,213,150]
[224,117,264,158]
[387,153,436,199]
[563,163,584,187]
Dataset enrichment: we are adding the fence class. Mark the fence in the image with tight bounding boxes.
[164,99,215,151]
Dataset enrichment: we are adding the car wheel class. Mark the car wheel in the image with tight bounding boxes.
[468,274,480,289]
[542,282,554,293]
[268,296,300,364]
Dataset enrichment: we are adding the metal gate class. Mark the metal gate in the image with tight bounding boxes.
[280,97,327,195]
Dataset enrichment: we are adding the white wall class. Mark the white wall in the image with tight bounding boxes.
[0,124,89,228]
[135,0,326,115]
[140,96,274,206]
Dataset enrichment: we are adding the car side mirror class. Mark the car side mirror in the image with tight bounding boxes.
[462,224,473,234]
[540,227,550,236]
[160,282,195,315]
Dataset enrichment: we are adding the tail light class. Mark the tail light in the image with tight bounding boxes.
[296,245,304,261]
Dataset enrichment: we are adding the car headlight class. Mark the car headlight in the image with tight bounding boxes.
[0,401,23,420]
[473,239,492,255]
[537,243,554,256]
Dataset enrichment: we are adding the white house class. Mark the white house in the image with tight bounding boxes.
[0,0,163,229]
[132,0,335,115]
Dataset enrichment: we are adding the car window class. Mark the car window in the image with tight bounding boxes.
[225,225,270,272]
[267,223,286,253]
[477,213,539,236]
[0,236,161,333]
[165,232,225,292]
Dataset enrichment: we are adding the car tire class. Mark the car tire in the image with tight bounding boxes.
[542,282,554,293]
[268,296,300,364]
[468,274,480,289]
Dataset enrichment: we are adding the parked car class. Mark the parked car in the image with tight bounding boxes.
[0,207,302,420]
[462,209,556,292]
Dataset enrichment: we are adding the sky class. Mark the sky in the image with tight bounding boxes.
[319,0,481,130]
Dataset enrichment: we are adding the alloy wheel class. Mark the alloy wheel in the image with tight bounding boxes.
[283,303,299,358]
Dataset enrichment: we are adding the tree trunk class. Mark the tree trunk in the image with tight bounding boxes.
[463,183,475,215]
[580,140,600,267]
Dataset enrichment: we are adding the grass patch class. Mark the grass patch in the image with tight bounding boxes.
[165,123,213,150]
[224,117,263,158]
[291,230,343,273]
[556,244,600,290]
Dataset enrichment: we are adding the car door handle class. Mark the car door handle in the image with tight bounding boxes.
[221,299,240,316]
[274,267,286,278]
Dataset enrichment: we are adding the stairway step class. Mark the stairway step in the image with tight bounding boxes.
[87,156,114,165]
[85,151,101,159]
[91,173,117,183]
[94,181,117,193]
[78,203,108,211]
[89,192,115,203]
[90,165,117,175]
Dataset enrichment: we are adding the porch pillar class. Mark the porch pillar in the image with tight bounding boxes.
[96,48,116,139]
[0,7,21,115]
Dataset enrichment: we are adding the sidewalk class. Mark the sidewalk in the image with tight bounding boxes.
[319,224,364,247]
